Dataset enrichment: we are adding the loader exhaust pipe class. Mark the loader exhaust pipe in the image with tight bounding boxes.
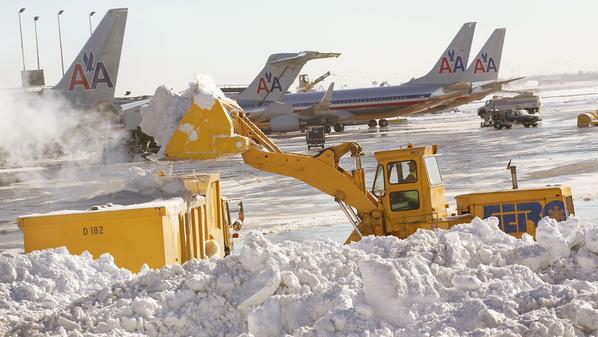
[506,159,518,189]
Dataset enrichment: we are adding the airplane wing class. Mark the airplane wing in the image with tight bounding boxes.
[118,98,153,130]
[297,83,335,116]
[270,51,341,67]
[477,77,525,90]
[397,88,472,116]
[119,98,151,112]
[443,82,471,91]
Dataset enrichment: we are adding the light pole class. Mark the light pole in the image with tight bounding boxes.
[88,11,95,36]
[58,10,64,76]
[34,16,40,70]
[18,8,26,71]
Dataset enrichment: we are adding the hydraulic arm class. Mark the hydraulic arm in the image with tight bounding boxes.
[164,99,385,240]
[232,106,385,240]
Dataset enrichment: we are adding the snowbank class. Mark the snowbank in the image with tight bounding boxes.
[3,216,598,336]
[0,248,132,333]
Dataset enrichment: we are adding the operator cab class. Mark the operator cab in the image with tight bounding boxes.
[371,144,450,237]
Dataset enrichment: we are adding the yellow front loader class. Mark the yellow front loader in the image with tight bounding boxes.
[162,98,575,243]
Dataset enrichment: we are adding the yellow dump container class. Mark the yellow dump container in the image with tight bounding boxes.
[18,174,234,272]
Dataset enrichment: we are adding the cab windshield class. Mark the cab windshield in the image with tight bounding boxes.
[372,165,385,197]
[424,156,442,186]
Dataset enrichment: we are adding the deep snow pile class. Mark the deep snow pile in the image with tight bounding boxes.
[3,217,598,336]
[0,248,132,334]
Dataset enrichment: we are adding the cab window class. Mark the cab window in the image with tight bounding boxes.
[372,164,385,197]
[389,190,420,211]
[424,156,442,186]
[388,160,417,184]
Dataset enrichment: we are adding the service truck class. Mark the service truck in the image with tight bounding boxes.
[479,92,541,127]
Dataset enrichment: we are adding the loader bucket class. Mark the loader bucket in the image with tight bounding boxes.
[163,100,250,160]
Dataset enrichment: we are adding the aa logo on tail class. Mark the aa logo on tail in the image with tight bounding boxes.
[68,51,114,91]
[473,52,498,73]
[438,49,465,74]
[256,72,282,94]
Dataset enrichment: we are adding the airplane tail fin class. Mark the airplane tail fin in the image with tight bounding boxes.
[236,51,340,103]
[54,8,127,109]
[465,28,506,82]
[407,22,476,85]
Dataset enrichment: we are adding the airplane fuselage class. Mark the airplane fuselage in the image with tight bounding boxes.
[282,83,442,121]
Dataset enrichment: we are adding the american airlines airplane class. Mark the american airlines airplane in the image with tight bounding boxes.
[21,8,128,110]
[234,51,340,124]
[123,50,340,132]
[236,51,340,103]
[240,22,477,133]
[421,28,521,115]
[226,25,478,134]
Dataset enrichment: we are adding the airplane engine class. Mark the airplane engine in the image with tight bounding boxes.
[270,115,301,132]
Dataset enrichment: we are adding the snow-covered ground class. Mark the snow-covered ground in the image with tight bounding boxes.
[2,80,598,249]
[3,217,598,336]
[1,80,598,335]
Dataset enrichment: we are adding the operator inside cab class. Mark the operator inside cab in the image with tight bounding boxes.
[373,160,420,212]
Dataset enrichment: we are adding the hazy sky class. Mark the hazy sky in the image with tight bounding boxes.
[1,1,597,96]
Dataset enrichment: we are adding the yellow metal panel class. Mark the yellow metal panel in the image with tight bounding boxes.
[19,208,173,272]
[178,217,188,263]
[180,173,218,196]
[198,205,206,259]
[191,208,200,259]
[162,213,183,267]
[163,101,250,160]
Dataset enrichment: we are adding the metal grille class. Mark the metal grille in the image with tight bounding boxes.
[565,195,575,216]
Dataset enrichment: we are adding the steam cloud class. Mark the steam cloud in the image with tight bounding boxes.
[0,91,127,166]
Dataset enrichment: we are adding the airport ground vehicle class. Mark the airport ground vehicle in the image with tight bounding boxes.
[306,126,325,149]
[159,97,574,242]
[479,93,542,128]
[486,109,542,129]
[478,92,541,116]
[18,174,243,272]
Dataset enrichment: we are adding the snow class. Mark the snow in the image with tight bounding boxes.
[3,217,598,336]
[123,166,190,199]
[0,248,132,332]
[190,74,235,110]
[139,85,192,153]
